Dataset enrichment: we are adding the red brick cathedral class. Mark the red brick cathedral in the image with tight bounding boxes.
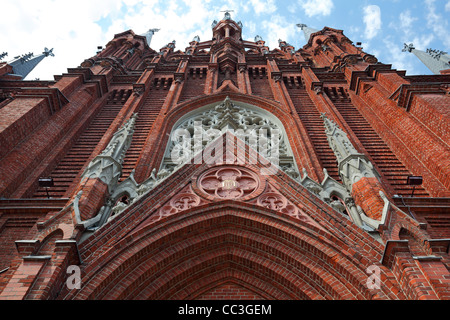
[0,13,449,300]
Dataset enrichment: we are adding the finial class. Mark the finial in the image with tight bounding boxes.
[221,9,234,20]
[426,48,448,60]
[192,35,200,42]
[255,35,263,42]
[164,40,175,49]
[18,53,34,63]
[43,48,55,57]
[296,23,308,30]
[402,43,415,53]
[142,28,160,47]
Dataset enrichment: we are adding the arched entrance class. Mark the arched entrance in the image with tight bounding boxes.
[63,202,390,300]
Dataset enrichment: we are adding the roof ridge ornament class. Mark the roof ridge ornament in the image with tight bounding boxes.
[297,23,320,43]
[221,9,234,20]
[43,47,55,57]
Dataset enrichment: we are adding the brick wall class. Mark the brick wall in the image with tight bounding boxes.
[197,283,264,300]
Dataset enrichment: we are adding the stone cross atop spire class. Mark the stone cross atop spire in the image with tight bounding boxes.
[221,10,234,20]
[297,23,319,43]
[8,48,54,80]
[403,43,450,74]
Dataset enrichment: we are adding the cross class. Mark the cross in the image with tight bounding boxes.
[296,23,307,30]
[221,9,234,19]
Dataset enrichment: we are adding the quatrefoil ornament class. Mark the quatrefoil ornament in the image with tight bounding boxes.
[197,166,264,201]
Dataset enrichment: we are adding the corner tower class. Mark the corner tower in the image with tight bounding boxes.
[0,14,449,301]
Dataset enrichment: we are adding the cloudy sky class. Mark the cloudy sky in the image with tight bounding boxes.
[1,0,449,80]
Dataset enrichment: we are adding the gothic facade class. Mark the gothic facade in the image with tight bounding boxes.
[0,14,449,300]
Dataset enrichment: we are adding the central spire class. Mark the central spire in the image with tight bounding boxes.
[221,9,234,20]
[211,11,243,42]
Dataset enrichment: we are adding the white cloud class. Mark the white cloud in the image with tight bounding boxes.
[363,5,382,40]
[0,0,124,80]
[260,15,297,49]
[300,0,334,17]
[108,0,218,53]
[399,10,417,31]
[249,0,277,15]
[446,0,450,12]
[411,34,434,51]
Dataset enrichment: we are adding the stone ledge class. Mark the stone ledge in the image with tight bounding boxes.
[23,255,52,261]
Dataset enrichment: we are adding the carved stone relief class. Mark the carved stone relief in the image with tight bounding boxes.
[196,166,263,201]
[160,97,299,179]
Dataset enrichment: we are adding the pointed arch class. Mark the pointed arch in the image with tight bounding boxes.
[62,202,398,300]
[134,92,323,184]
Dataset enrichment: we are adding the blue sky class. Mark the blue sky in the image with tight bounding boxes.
[1,0,449,80]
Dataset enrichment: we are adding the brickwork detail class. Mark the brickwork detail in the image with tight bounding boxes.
[0,12,449,301]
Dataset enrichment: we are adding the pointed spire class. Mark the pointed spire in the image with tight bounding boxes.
[142,28,160,47]
[297,23,319,43]
[320,113,380,191]
[8,48,54,80]
[403,43,450,74]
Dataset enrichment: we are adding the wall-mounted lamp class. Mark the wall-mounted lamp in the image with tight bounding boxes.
[38,177,54,199]
[406,176,423,197]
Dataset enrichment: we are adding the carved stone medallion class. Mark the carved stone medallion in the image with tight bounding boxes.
[196,166,264,201]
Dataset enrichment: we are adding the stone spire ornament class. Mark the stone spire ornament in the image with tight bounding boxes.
[142,28,160,47]
[7,48,54,80]
[81,113,138,192]
[403,43,450,74]
[297,23,319,43]
[321,113,381,192]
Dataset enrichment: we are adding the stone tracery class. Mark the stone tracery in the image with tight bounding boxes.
[160,97,299,178]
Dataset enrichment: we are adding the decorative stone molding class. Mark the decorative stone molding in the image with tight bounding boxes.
[174,72,185,84]
[158,185,202,219]
[363,54,378,64]
[321,113,380,192]
[160,97,299,178]
[133,84,145,96]
[196,166,264,201]
[298,168,367,228]
[343,55,358,65]
[255,185,298,216]
[271,71,282,82]
[81,59,94,68]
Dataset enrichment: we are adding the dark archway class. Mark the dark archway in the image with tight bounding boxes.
[62,202,396,300]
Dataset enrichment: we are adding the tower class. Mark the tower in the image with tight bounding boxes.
[3,48,54,80]
[0,13,449,301]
